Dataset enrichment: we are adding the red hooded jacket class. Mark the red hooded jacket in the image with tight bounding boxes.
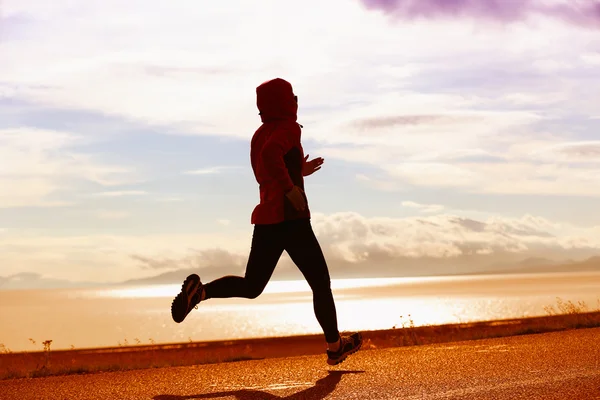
[250,78,310,225]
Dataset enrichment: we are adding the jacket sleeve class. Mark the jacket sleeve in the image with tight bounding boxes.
[261,124,300,193]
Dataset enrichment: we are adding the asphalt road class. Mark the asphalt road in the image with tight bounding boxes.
[2,328,599,400]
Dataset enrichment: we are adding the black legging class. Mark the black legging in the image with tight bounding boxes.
[203,218,340,343]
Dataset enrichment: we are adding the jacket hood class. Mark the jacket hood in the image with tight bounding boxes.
[256,78,298,123]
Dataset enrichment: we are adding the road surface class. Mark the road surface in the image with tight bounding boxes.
[1,328,599,400]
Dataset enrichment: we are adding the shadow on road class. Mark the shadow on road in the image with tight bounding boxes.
[153,370,365,400]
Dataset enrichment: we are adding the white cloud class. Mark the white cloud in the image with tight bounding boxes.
[184,166,242,175]
[0,229,253,281]
[2,210,599,283]
[95,210,130,220]
[155,196,184,202]
[355,174,404,192]
[310,91,542,150]
[1,3,597,218]
[310,211,599,265]
[0,128,137,207]
[385,161,600,196]
[500,92,568,107]
[402,201,445,214]
[217,219,231,226]
[3,0,597,141]
[322,130,600,197]
[532,141,600,163]
[581,53,600,66]
[90,190,147,197]
[531,58,574,73]
[387,163,480,188]
[0,178,60,208]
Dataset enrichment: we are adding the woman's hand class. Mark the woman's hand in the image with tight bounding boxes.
[285,185,307,211]
[302,154,324,177]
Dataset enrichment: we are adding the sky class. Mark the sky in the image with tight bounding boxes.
[1,0,600,288]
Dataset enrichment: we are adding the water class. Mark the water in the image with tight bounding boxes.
[1,272,599,352]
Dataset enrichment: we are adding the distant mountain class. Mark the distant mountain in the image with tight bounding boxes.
[482,256,600,275]
[518,257,557,267]
[2,255,599,291]
[119,264,306,286]
[482,257,557,274]
[0,272,99,291]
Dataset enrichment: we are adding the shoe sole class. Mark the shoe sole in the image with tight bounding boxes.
[171,274,201,323]
[327,333,363,366]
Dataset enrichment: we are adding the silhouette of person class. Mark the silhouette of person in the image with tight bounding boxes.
[170,78,362,365]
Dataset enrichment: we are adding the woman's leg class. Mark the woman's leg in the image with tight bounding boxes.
[283,219,340,344]
[203,223,285,300]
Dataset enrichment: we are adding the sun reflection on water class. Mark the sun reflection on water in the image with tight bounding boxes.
[2,272,599,351]
[86,276,417,299]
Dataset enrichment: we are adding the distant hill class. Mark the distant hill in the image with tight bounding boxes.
[0,272,99,291]
[2,255,599,290]
[119,264,306,286]
[482,256,600,275]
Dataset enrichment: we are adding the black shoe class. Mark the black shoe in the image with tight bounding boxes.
[326,332,362,366]
[171,274,203,323]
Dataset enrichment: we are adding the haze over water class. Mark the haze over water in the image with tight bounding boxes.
[1,271,599,353]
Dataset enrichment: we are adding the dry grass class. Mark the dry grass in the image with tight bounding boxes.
[2,297,599,380]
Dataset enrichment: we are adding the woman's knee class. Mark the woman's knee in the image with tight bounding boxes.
[244,280,266,299]
[310,279,333,297]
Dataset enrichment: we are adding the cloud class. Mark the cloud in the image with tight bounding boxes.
[132,248,245,271]
[0,229,253,281]
[1,210,599,286]
[130,255,173,270]
[409,149,507,163]
[0,127,137,207]
[313,91,542,150]
[386,161,600,196]
[386,162,479,188]
[90,190,147,197]
[0,272,95,290]
[351,114,481,130]
[309,212,596,268]
[355,173,405,192]
[359,0,600,29]
[155,196,184,202]
[534,141,600,162]
[581,52,600,65]
[402,201,445,213]
[322,131,600,197]
[184,166,242,175]
[133,211,598,278]
[0,12,37,41]
[95,210,130,220]
[2,0,598,151]
[0,178,60,208]
[217,219,231,226]
[143,65,233,78]
[351,114,487,132]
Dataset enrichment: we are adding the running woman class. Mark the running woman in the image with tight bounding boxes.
[170,78,362,366]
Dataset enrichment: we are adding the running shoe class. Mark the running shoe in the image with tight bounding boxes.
[326,332,363,366]
[171,274,203,323]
